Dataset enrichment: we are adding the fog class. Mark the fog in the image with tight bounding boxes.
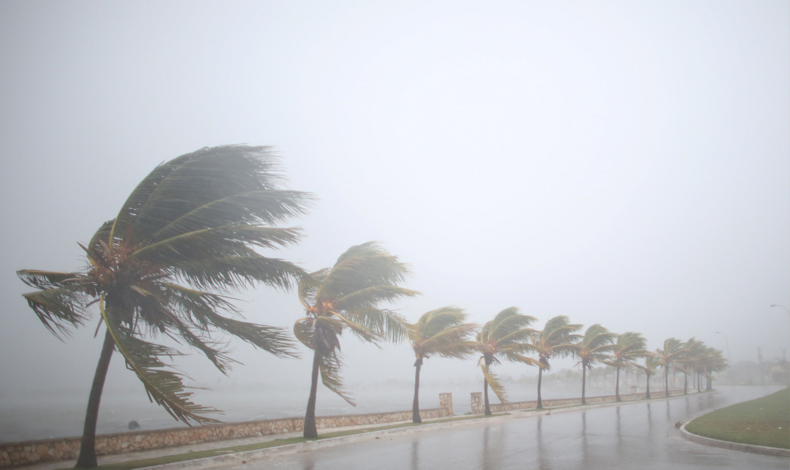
[0,1,788,442]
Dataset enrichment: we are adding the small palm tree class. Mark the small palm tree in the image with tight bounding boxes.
[677,338,702,394]
[294,242,419,438]
[603,332,649,402]
[654,338,685,397]
[407,307,478,423]
[18,146,310,468]
[573,324,616,404]
[633,355,661,398]
[701,348,728,391]
[530,316,582,409]
[475,307,539,415]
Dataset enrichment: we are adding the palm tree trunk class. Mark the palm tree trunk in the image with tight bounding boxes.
[581,364,587,405]
[75,330,115,468]
[615,366,621,402]
[303,348,321,438]
[645,374,651,399]
[483,376,491,416]
[683,369,688,395]
[412,360,422,423]
[664,366,669,397]
[536,367,543,409]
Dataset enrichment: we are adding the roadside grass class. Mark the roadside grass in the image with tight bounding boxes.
[79,414,501,470]
[685,387,789,449]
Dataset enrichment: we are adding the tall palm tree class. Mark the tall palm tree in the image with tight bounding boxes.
[633,355,661,399]
[18,146,310,468]
[654,338,685,397]
[475,307,539,415]
[407,307,478,423]
[530,316,582,409]
[603,332,648,402]
[294,242,418,438]
[573,324,616,405]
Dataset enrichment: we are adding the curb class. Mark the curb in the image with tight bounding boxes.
[679,421,790,458]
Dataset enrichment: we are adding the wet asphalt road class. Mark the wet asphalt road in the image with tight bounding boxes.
[237,386,788,470]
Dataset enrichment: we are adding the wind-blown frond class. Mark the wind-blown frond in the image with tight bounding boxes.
[172,254,306,292]
[317,242,412,301]
[335,285,418,312]
[480,362,507,403]
[111,146,310,247]
[343,306,410,343]
[319,350,355,406]
[132,226,301,265]
[20,285,91,339]
[102,299,220,425]
[149,190,311,244]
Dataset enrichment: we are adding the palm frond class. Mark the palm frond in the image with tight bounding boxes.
[318,242,411,301]
[132,225,301,265]
[503,351,541,367]
[149,190,311,244]
[480,362,507,403]
[172,254,306,292]
[159,283,297,358]
[418,324,479,357]
[293,318,315,349]
[20,285,91,339]
[112,145,311,246]
[319,350,356,406]
[344,306,409,343]
[297,269,328,310]
[102,298,220,425]
[335,285,419,312]
[331,311,381,344]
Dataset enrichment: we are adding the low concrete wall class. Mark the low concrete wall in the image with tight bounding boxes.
[470,389,692,414]
[0,393,453,468]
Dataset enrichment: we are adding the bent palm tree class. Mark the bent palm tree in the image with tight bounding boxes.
[530,316,582,409]
[654,338,685,397]
[407,307,478,423]
[603,332,648,402]
[633,355,661,399]
[475,307,539,415]
[18,146,310,468]
[294,242,418,437]
[573,324,616,405]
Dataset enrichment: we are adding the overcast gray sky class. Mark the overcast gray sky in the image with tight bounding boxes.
[1,0,788,423]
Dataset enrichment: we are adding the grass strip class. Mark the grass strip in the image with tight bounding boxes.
[685,387,789,449]
[81,414,500,470]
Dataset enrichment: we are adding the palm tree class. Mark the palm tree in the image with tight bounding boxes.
[573,324,616,404]
[530,316,581,409]
[654,338,685,397]
[603,332,648,402]
[475,307,539,415]
[407,307,478,423]
[702,349,728,391]
[294,242,418,438]
[633,355,661,399]
[18,146,310,468]
[677,338,702,394]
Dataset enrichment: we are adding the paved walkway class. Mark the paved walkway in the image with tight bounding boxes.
[22,391,724,470]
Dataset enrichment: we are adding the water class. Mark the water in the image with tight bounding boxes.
[0,378,657,443]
